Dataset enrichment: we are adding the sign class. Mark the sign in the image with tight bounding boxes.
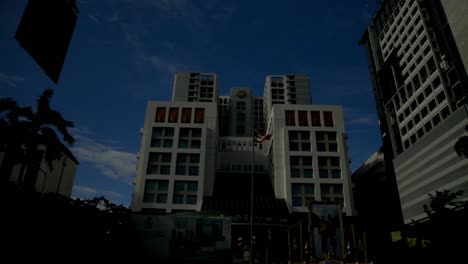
[15,0,79,84]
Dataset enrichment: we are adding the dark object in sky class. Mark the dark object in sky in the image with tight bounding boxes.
[15,0,79,84]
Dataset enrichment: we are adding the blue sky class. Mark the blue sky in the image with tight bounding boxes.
[1,0,381,206]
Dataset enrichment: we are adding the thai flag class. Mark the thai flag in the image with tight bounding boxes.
[254,128,271,143]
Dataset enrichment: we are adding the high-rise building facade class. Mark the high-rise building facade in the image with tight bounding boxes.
[360,0,468,223]
[132,72,354,216]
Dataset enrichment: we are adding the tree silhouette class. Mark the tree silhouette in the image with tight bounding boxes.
[454,126,468,159]
[423,189,467,217]
[0,89,75,186]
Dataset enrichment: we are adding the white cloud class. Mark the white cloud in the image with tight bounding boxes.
[349,116,376,125]
[73,185,124,201]
[344,107,377,126]
[0,73,24,88]
[88,13,100,24]
[148,56,185,73]
[70,128,136,184]
[108,12,121,23]
[162,40,175,50]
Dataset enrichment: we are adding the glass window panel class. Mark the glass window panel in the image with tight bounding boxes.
[187,181,198,192]
[324,111,334,127]
[143,194,154,203]
[158,180,168,191]
[163,140,173,148]
[304,184,314,194]
[155,107,166,122]
[292,184,301,195]
[160,166,170,175]
[173,195,184,204]
[168,108,179,123]
[311,111,321,126]
[291,168,301,177]
[156,194,167,203]
[187,195,197,204]
[145,180,156,191]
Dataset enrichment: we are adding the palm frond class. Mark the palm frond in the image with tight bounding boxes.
[37,88,54,115]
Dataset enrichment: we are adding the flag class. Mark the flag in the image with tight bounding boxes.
[254,129,271,143]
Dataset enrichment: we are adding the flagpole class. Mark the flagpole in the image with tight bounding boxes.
[250,125,255,264]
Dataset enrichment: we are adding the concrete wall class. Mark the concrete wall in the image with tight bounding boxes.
[267,104,354,215]
[132,101,218,212]
[394,106,468,223]
[441,0,468,74]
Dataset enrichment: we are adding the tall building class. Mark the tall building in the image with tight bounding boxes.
[132,72,354,216]
[360,0,468,223]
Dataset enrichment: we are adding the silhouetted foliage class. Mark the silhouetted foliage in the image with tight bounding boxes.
[454,125,468,159]
[0,88,75,186]
[423,189,467,217]
[1,182,136,262]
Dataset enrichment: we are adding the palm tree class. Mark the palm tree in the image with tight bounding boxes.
[0,89,75,187]
[0,98,33,181]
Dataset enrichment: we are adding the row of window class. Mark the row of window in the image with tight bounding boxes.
[378,0,416,43]
[289,131,338,152]
[399,91,448,136]
[285,110,334,127]
[143,179,198,205]
[219,164,265,172]
[151,127,202,149]
[291,183,344,207]
[290,156,341,179]
[394,75,441,119]
[155,107,205,124]
[402,105,451,149]
[382,6,422,59]
[146,152,200,176]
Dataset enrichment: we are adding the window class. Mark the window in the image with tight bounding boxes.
[421,107,428,118]
[237,112,246,122]
[436,91,446,104]
[320,184,343,203]
[237,102,246,110]
[316,131,338,152]
[311,111,321,126]
[427,57,436,75]
[441,106,450,119]
[432,76,441,89]
[173,181,198,204]
[286,110,295,126]
[291,183,314,207]
[290,156,313,178]
[433,114,441,126]
[424,85,432,97]
[168,108,179,123]
[428,99,436,111]
[155,107,166,122]
[146,152,171,175]
[178,128,202,149]
[176,153,200,176]
[324,111,334,127]
[181,108,192,123]
[298,111,308,126]
[151,127,174,148]
[288,131,310,151]
[143,180,169,204]
[424,121,432,132]
[318,156,341,178]
[194,108,205,124]
[417,128,424,138]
